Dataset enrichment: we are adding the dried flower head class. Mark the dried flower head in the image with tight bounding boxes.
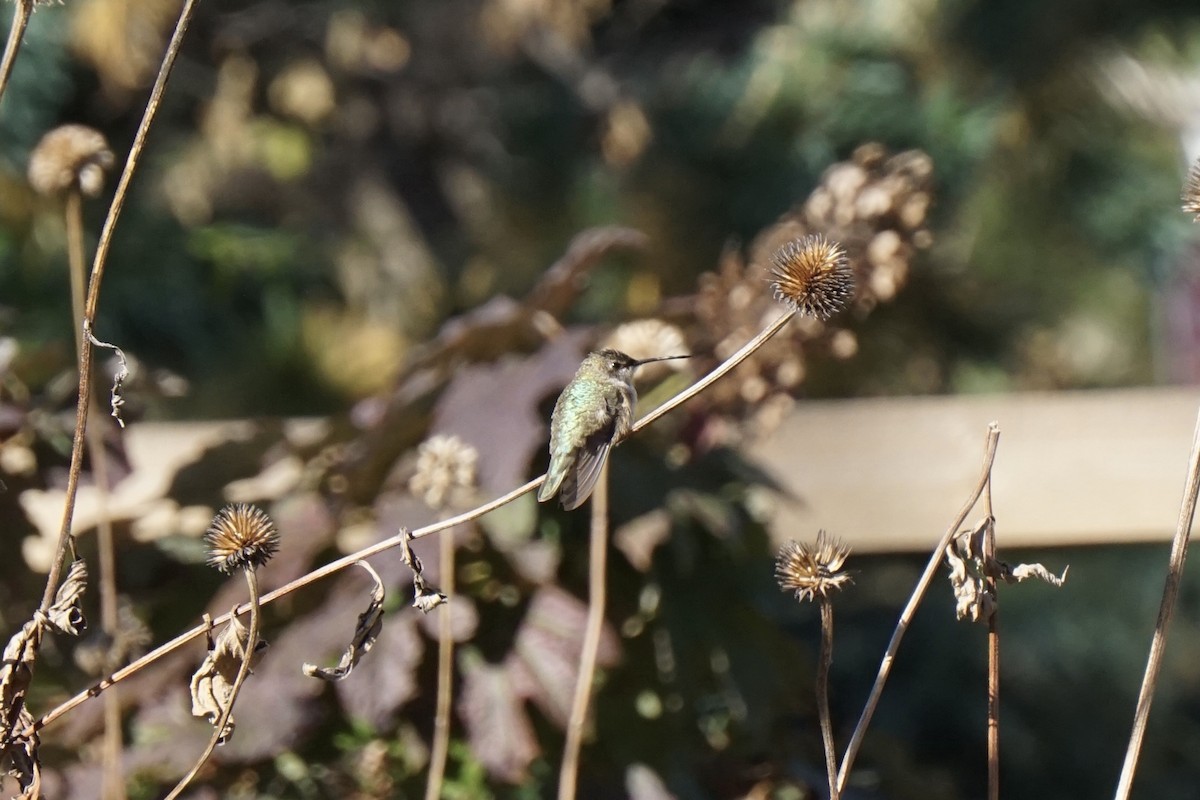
[769,235,854,320]
[1184,157,1200,220]
[27,124,115,197]
[409,434,478,509]
[204,503,280,573]
[775,531,852,602]
[603,319,689,380]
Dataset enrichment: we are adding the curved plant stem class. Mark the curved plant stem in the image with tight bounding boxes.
[37,0,201,621]
[0,0,31,110]
[424,526,457,800]
[66,186,126,800]
[836,422,1001,793]
[163,568,261,800]
[32,301,801,734]
[1113,406,1200,800]
[558,461,609,800]
[817,597,839,800]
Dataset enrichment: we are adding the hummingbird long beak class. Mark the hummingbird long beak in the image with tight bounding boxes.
[631,354,691,367]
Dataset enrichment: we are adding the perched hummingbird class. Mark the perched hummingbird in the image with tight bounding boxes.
[538,349,689,510]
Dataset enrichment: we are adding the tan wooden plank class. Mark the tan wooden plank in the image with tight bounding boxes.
[746,387,1200,552]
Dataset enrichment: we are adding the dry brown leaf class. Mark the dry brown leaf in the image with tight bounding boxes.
[2,709,40,800]
[45,559,88,636]
[188,613,267,744]
[459,651,540,783]
[303,561,385,681]
[397,528,447,613]
[1,622,41,743]
[945,516,1068,623]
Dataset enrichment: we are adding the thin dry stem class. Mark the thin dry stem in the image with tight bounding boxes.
[33,299,797,734]
[424,528,457,800]
[817,598,839,800]
[67,186,126,800]
[984,478,998,800]
[1113,407,1200,800]
[0,0,31,110]
[836,423,1001,793]
[37,0,202,620]
[163,568,261,800]
[558,461,609,800]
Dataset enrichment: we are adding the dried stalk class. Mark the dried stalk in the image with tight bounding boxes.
[423,528,457,800]
[163,568,261,800]
[38,0,202,620]
[66,186,125,800]
[817,597,839,800]
[836,422,1001,792]
[32,303,799,734]
[558,461,609,800]
[0,0,31,109]
[1113,406,1200,800]
[983,474,998,800]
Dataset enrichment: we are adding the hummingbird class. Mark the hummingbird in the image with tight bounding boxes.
[538,348,689,510]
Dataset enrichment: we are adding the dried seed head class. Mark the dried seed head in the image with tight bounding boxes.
[204,503,280,573]
[27,124,115,197]
[409,434,479,509]
[769,235,854,319]
[775,531,852,602]
[1184,157,1200,220]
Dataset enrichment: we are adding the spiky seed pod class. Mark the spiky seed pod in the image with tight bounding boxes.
[1184,157,1200,221]
[769,235,854,319]
[204,503,280,573]
[27,124,115,198]
[775,531,853,602]
[409,434,479,509]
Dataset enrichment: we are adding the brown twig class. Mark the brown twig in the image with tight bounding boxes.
[424,527,457,800]
[37,0,201,621]
[558,461,609,800]
[32,302,801,734]
[66,185,126,800]
[163,568,261,800]
[836,422,1001,793]
[983,472,999,800]
[817,597,839,800]
[1113,406,1200,800]
[0,0,32,110]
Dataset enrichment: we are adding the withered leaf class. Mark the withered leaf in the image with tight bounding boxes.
[45,559,88,636]
[1,709,40,800]
[1,621,42,740]
[398,528,447,613]
[945,516,1067,623]
[189,612,267,744]
[303,561,385,681]
[508,586,620,727]
[459,650,540,784]
[85,323,129,428]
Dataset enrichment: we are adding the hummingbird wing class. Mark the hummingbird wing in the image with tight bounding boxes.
[557,420,615,511]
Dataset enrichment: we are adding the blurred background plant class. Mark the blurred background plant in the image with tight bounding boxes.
[2,0,1200,798]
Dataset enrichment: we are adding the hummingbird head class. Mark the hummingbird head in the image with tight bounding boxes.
[588,348,690,383]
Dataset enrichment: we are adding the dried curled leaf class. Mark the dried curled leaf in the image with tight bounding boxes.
[1,709,40,800]
[945,516,1067,623]
[45,559,88,636]
[398,528,447,613]
[303,561,385,681]
[1,622,42,739]
[189,613,267,744]
[85,322,129,428]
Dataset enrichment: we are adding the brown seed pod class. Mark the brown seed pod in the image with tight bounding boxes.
[775,531,853,603]
[27,124,115,197]
[204,503,280,573]
[769,235,854,319]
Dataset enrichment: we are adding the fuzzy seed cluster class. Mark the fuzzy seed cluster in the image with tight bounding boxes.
[775,531,853,602]
[204,503,280,573]
[769,235,854,320]
[28,124,115,197]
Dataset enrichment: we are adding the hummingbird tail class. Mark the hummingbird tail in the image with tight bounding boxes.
[538,454,569,502]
